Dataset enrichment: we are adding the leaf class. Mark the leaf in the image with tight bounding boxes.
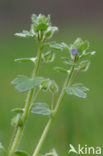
[35,23,49,32]
[64,61,76,66]
[15,30,36,38]
[62,57,76,66]
[40,79,51,91]
[73,38,83,49]
[79,60,90,72]
[45,42,68,51]
[11,76,44,92]
[73,38,89,53]
[43,148,58,156]
[31,103,53,116]
[49,80,58,94]
[11,114,23,127]
[32,14,51,32]
[15,150,29,156]
[31,14,38,25]
[55,67,67,73]
[65,83,89,98]
[78,41,89,53]
[37,14,50,24]
[42,51,55,63]
[48,42,63,50]
[0,142,5,152]
[44,26,58,39]
[15,57,37,64]
[11,108,24,114]
[80,51,96,60]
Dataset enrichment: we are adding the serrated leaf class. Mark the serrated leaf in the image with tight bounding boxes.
[15,150,29,156]
[15,57,37,64]
[31,103,53,116]
[65,83,89,98]
[55,67,67,73]
[15,30,36,38]
[42,51,55,63]
[11,108,24,114]
[11,76,44,92]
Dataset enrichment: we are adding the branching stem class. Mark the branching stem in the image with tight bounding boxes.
[8,41,42,156]
[32,66,74,156]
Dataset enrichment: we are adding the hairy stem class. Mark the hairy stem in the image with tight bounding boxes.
[32,66,74,156]
[8,41,42,156]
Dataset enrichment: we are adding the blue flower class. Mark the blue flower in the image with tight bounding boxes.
[71,48,78,55]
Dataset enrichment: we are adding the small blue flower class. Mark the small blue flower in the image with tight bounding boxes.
[71,48,78,55]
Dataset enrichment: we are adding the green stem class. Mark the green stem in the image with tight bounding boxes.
[32,66,74,156]
[8,42,42,156]
[69,69,80,87]
[8,126,18,154]
[51,94,54,110]
[30,88,41,111]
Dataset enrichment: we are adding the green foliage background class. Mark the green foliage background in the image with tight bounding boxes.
[0,25,103,155]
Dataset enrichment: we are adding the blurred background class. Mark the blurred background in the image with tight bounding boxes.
[0,0,103,155]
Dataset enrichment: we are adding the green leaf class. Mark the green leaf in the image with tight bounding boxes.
[45,42,68,51]
[11,108,24,114]
[80,51,96,60]
[42,51,55,63]
[49,80,58,94]
[62,57,76,66]
[31,103,53,116]
[48,42,63,50]
[11,114,23,127]
[65,83,89,98]
[55,67,68,73]
[72,38,89,53]
[37,14,50,24]
[0,143,5,152]
[31,14,38,25]
[65,61,76,66]
[35,23,49,32]
[40,79,51,91]
[15,30,36,38]
[44,26,58,39]
[15,57,37,64]
[43,148,58,156]
[15,150,29,156]
[32,14,51,32]
[73,38,83,48]
[11,76,44,92]
[78,41,89,53]
[79,60,90,72]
